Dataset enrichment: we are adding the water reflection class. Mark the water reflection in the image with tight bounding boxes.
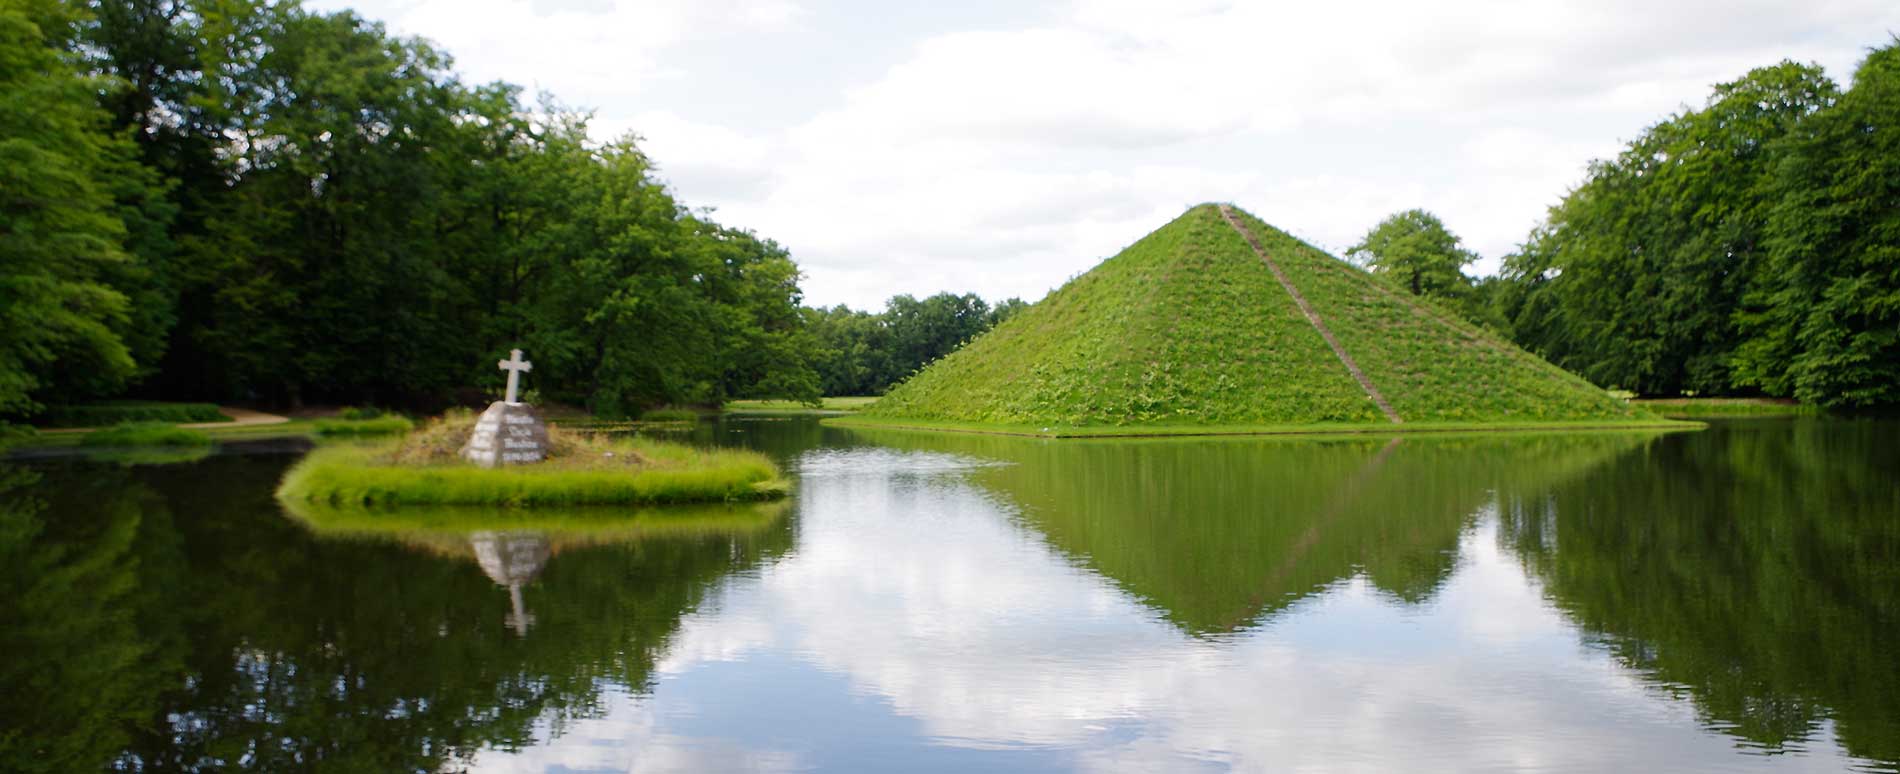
[471,532,551,636]
[849,428,1658,634]
[0,454,792,773]
[3,419,1898,773]
[1498,419,1900,765]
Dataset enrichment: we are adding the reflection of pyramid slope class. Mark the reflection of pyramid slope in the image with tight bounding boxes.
[849,428,1657,635]
[867,204,1647,429]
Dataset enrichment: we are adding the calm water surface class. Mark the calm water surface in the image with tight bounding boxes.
[3,418,1897,772]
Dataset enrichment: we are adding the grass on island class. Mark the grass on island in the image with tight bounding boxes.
[282,497,790,540]
[78,422,214,447]
[313,416,415,436]
[860,204,1674,436]
[35,400,230,427]
[1630,397,1817,418]
[725,396,877,414]
[277,410,787,507]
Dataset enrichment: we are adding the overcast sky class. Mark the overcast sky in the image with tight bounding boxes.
[307,0,1897,309]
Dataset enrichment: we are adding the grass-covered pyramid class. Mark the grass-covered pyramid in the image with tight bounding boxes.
[844,204,1673,436]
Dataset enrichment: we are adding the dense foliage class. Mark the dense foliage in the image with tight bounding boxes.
[1,0,820,420]
[802,292,1024,396]
[1493,45,1899,407]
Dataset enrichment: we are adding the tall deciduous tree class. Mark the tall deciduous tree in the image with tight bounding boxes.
[1734,42,1900,408]
[1497,61,1839,396]
[0,4,143,414]
[1347,209,1478,300]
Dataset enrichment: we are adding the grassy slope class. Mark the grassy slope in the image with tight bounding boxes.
[865,204,1666,431]
[1228,209,1646,423]
[868,205,1378,426]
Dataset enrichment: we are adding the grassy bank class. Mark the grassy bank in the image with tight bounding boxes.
[826,413,1700,439]
[725,396,877,414]
[1630,398,1817,418]
[278,413,787,507]
[34,400,230,427]
[314,416,415,435]
[78,422,214,446]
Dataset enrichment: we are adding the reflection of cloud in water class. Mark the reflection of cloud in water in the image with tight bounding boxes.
[796,448,1008,479]
[470,447,1868,773]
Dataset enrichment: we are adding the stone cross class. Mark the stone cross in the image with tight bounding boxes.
[498,349,532,404]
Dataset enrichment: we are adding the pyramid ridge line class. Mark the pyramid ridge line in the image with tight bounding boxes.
[1215,205,1403,424]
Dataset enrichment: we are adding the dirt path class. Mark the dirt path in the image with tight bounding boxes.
[189,407,289,428]
[1217,205,1403,424]
[40,406,291,434]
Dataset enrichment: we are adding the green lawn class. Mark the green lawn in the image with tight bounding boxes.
[1630,398,1817,417]
[724,396,877,413]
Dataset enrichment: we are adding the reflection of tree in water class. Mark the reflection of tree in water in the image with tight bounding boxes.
[846,428,1655,635]
[1,454,793,773]
[0,463,184,774]
[1497,420,1900,767]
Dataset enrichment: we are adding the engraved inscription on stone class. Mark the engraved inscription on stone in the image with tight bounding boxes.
[460,400,549,468]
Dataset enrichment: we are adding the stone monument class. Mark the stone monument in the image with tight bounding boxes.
[461,348,552,468]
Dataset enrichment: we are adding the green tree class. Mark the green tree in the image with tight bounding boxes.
[1497,62,1839,396]
[1733,41,1900,408]
[0,4,142,416]
[1346,209,1478,301]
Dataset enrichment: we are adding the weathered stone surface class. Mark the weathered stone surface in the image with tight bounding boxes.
[460,401,550,468]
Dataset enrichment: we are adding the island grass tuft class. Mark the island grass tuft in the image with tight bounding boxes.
[79,422,214,447]
[314,416,415,436]
[278,412,787,507]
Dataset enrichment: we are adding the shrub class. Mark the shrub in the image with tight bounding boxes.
[639,407,700,422]
[79,422,213,447]
[338,406,386,420]
[37,401,229,427]
[313,416,415,436]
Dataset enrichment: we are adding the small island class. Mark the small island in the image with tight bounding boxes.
[277,350,788,508]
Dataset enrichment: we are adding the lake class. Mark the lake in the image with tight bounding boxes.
[3,417,1897,773]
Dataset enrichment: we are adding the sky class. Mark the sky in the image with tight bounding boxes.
[306,0,1899,310]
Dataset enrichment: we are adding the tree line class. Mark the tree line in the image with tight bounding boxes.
[0,0,1033,424]
[3,0,824,421]
[1349,41,1899,409]
[803,293,1024,397]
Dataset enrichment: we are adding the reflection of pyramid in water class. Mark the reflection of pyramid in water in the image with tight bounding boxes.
[867,204,1646,428]
[471,531,551,636]
[847,428,1659,635]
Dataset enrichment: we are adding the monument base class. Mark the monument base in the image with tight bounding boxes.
[460,401,551,468]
